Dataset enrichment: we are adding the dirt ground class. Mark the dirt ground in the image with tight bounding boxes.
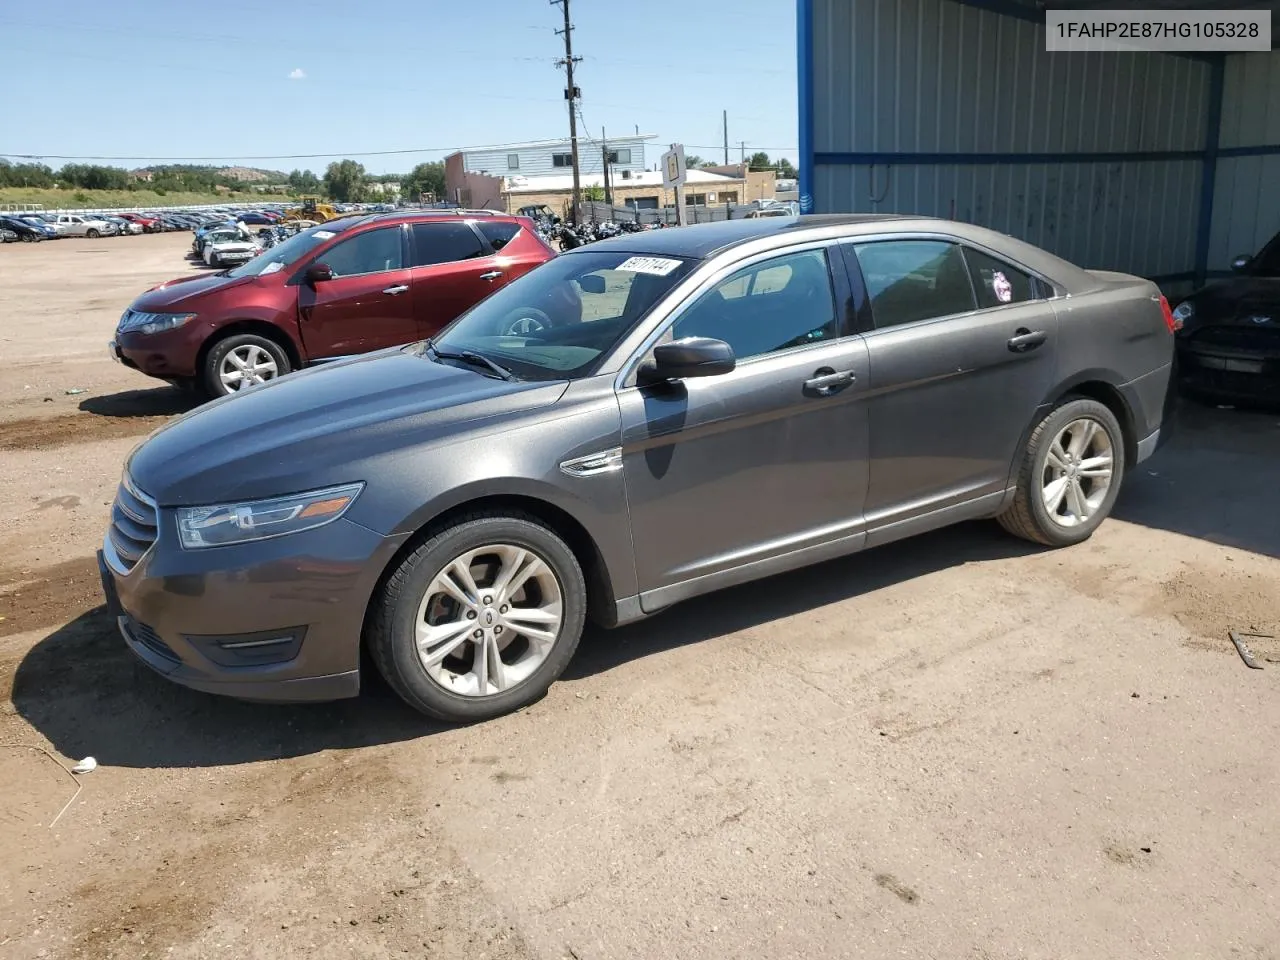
[1,233,1279,960]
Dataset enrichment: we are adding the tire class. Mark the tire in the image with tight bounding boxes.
[997,397,1125,548]
[202,332,291,397]
[85,229,100,239]
[367,513,588,723]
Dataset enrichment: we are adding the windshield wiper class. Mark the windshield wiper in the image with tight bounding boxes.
[425,339,517,381]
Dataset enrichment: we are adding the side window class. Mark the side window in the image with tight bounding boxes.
[964,247,1037,308]
[322,227,404,277]
[671,249,838,361]
[477,221,521,251]
[852,240,976,329]
[411,222,487,267]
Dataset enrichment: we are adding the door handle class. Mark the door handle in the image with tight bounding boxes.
[803,368,856,395]
[1007,328,1047,353]
[382,284,409,295]
[479,270,503,281]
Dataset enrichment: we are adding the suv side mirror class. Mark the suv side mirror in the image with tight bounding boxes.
[641,336,736,382]
[305,262,334,284]
[1231,254,1252,273]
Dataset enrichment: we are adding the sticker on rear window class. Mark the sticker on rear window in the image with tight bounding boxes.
[312,230,335,240]
[992,270,1013,303]
[260,261,284,275]
[616,256,682,276]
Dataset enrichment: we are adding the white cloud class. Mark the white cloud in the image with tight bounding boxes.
[288,68,306,80]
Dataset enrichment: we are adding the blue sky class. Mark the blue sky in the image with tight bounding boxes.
[1,0,799,174]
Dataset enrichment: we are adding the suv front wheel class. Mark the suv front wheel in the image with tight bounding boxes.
[203,332,291,397]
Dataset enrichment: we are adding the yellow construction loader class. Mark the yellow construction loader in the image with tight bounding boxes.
[281,196,339,223]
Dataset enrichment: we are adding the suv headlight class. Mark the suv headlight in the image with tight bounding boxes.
[176,483,364,549]
[1171,301,1194,329]
[119,311,197,335]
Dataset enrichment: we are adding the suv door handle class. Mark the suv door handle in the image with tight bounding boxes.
[803,368,856,395]
[1007,328,1047,353]
[479,270,503,281]
[382,284,409,295]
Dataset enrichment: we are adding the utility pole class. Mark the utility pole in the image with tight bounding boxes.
[552,0,582,221]
[723,110,729,166]
[602,126,612,205]
[740,141,745,169]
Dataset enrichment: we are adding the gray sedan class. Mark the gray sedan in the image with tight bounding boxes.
[100,215,1175,722]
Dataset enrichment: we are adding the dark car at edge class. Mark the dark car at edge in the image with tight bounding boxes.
[100,215,1175,723]
[1171,232,1280,404]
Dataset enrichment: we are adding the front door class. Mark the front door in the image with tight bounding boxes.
[297,224,417,359]
[408,221,507,337]
[841,238,1058,532]
[617,246,870,606]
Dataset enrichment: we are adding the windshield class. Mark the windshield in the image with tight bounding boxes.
[432,249,696,381]
[225,223,339,278]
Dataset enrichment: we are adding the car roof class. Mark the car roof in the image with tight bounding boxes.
[574,214,918,260]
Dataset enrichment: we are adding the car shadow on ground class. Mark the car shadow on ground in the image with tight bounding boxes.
[79,386,201,418]
[12,522,1040,770]
[1113,399,1280,559]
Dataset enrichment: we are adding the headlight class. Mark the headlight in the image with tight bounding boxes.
[119,311,197,335]
[176,483,364,549]
[1171,301,1194,329]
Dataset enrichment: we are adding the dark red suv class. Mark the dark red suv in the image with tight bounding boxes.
[110,212,556,397]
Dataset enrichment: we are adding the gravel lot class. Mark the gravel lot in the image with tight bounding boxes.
[2,233,1278,960]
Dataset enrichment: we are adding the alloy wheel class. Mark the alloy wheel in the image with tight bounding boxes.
[219,344,279,391]
[1040,417,1114,527]
[414,543,564,698]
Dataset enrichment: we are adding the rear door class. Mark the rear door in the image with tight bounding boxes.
[296,224,417,359]
[841,237,1058,537]
[407,221,506,337]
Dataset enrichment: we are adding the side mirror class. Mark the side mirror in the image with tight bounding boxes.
[305,262,334,284]
[1230,254,1252,273]
[577,274,606,294]
[641,336,736,382]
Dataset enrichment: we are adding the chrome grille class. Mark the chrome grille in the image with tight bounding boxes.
[107,476,157,573]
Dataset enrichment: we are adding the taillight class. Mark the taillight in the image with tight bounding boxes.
[1158,294,1178,333]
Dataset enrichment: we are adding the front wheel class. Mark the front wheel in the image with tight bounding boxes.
[997,397,1125,547]
[202,332,291,397]
[367,514,587,723]
[85,228,100,239]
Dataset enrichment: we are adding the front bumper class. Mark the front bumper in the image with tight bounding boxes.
[98,516,410,704]
[110,324,202,379]
[1176,341,1280,401]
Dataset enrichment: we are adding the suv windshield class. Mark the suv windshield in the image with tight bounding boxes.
[431,249,696,381]
[226,223,345,278]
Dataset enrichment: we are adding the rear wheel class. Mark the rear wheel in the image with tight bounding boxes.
[997,397,1125,547]
[367,514,587,723]
[202,332,290,397]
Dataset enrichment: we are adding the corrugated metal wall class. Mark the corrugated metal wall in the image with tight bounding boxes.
[1208,52,1280,270]
[808,0,1211,280]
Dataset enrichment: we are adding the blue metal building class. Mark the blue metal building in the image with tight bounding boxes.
[797,0,1280,291]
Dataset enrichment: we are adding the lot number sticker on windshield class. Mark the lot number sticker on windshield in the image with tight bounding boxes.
[261,261,284,275]
[312,230,335,240]
[616,256,682,276]
[992,270,1013,303]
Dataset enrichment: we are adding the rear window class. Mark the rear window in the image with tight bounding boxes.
[411,222,487,267]
[477,220,521,251]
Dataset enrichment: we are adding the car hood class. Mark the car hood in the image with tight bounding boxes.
[126,347,569,506]
[207,239,257,250]
[1184,276,1280,323]
[131,272,257,310]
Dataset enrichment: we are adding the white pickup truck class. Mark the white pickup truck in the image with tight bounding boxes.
[54,214,119,238]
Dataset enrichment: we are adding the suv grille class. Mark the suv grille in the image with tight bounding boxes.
[108,477,158,573]
[1192,325,1280,351]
